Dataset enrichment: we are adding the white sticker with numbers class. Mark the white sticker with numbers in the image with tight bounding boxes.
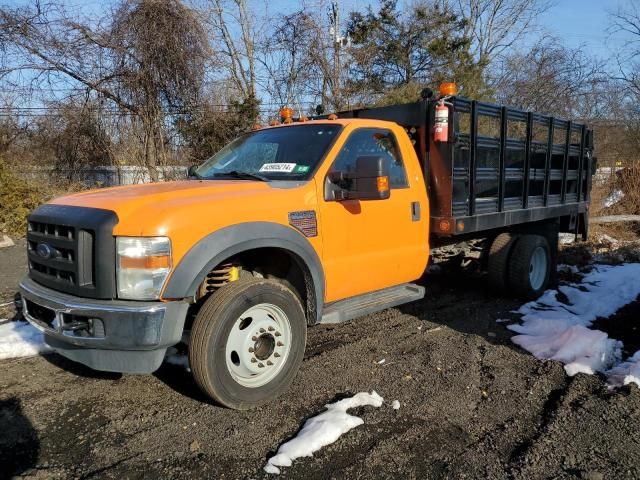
[258,163,297,173]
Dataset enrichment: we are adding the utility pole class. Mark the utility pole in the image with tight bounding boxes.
[328,1,350,110]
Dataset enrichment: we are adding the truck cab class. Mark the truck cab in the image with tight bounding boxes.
[20,87,594,409]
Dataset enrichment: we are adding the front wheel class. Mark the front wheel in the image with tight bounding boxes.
[189,278,307,409]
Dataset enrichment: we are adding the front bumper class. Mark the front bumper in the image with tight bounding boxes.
[19,277,189,373]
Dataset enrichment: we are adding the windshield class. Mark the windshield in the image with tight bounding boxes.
[194,124,342,180]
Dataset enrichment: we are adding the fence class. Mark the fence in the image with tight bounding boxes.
[25,166,189,187]
[594,167,625,185]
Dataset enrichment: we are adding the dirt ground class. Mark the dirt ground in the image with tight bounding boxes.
[2,236,640,480]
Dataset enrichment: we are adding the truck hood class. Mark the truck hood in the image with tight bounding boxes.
[51,180,273,213]
[49,179,315,237]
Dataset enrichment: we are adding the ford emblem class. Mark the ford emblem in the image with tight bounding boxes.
[36,243,54,259]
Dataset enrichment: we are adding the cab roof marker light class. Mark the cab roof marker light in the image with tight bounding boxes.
[279,106,294,120]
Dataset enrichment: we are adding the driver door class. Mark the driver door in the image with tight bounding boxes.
[318,127,428,302]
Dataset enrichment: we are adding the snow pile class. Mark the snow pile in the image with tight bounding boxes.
[510,318,621,376]
[508,263,640,382]
[606,351,640,388]
[559,233,576,245]
[0,320,51,360]
[264,391,384,475]
[603,189,625,208]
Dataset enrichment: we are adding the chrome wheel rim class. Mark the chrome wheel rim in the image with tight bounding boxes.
[529,246,547,291]
[225,303,292,388]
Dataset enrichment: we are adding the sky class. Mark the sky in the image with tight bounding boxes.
[1,0,637,112]
[2,0,632,56]
[538,0,632,58]
[277,0,634,62]
[49,0,637,63]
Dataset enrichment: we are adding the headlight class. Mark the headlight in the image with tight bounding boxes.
[116,237,172,300]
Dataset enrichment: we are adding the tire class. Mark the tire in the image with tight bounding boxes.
[189,278,307,409]
[487,233,517,293]
[508,234,551,300]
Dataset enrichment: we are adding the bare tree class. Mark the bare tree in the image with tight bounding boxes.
[453,0,553,66]
[109,0,209,172]
[0,0,209,177]
[259,7,344,112]
[605,3,640,171]
[494,37,607,118]
[35,100,113,175]
[260,11,316,109]
[206,0,258,100]
[609,2,640,98]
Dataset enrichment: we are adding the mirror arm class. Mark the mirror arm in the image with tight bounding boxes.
[333,189,349,201]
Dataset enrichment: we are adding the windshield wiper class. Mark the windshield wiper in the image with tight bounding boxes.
[213,170,269,182]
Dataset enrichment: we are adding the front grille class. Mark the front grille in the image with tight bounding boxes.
[27,204,118,299]
[27,221,82,287]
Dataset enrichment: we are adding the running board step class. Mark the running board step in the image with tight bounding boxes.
[320,283,425,324]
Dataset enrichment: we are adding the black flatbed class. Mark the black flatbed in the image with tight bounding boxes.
[320,95,594,243]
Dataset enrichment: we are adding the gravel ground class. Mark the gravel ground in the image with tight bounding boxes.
[1,239,640,480]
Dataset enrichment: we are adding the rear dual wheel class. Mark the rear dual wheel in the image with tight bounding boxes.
[487,233,553,300]
[487,233,516,292]
[189,278,306,410]
[508,235,552,299]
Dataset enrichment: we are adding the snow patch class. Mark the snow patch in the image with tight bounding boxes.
[603,189,624,208]
[510,319,622,375]
[508,263,640,384]
[606,351,640,388]
[559,233,576,245]
[264,391,384,474]
[0,321,51,360]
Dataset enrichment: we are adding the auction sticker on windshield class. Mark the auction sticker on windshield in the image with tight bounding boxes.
[259,163,297,173]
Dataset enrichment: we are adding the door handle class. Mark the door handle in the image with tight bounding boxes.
[411,201,421,221]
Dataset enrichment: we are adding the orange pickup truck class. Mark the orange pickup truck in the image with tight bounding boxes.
[20,85,595,409]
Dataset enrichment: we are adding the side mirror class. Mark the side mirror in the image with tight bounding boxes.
[187,165,199,178]
[332,156,390,201]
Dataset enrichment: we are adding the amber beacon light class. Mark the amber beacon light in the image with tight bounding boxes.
[439,82,457,97]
